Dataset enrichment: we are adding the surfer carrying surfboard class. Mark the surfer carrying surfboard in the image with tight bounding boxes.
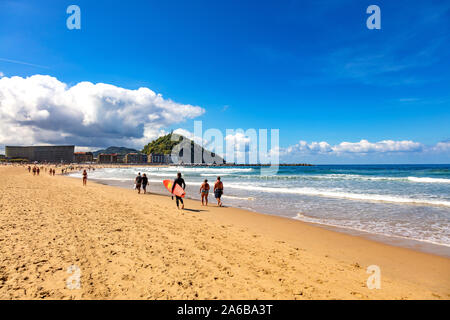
[172,172,186,209]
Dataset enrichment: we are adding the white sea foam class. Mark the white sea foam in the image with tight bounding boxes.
[146,166,254,173]
[407,177,450,184]
[244,174,450,184]
[294,213,450,247]
[226,184,450,207]
[200,173,231,177]
[222,195,255,201]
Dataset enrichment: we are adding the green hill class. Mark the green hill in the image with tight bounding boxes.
[142,133,182,155]
[142,133,224,164]
[93,146,138,157]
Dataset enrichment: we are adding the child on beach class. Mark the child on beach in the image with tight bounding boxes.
[214,176,223,207]
[199,179,210,206]
[82,169,87,186]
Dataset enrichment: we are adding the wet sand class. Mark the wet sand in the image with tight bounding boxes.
[0,166,449,299]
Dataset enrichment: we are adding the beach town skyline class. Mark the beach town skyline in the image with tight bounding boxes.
[1,1,449,164]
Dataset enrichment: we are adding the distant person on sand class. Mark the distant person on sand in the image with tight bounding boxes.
[135,172,142,194]
[172,172,186,209]
[28,166,31,173]
[200,179,210,206]
[36,167,40,176]
[32,166,36,175]
[142,174,148,194]
[214,176,223,207]
[82,169,88,186]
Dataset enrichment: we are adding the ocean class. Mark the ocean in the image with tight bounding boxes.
[69,164,450,252]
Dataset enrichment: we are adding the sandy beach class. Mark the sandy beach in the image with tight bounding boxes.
[0,165,449,300]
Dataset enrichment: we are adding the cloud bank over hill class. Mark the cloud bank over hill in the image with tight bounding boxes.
[0,75,204,150]
[280,139,450,164]
[169,129,450,164]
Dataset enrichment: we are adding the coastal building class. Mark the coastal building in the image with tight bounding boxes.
[74,152,94,163]
[147,153,171,164]
[125,153,148,164]
[116,154,125,163]
[97,153,118,164]
[5,145,75,163]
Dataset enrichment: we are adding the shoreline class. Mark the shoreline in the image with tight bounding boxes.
[1,165,449,299]
[83,175,450,258]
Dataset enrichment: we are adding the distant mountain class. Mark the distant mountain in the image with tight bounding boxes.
[93,146,138,157]
[142,133,225,164]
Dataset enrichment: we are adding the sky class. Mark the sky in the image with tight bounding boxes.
[0,0,449,164]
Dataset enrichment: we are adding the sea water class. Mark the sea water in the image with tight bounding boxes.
[70,164,450,251]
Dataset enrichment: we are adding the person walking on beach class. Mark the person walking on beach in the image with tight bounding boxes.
[214,176,223,207]
[82,169,88,186]
[172,172,186,209]
[199,179,210,206]
[32,166,36,175]
[28,166,31,173]
[142,173,148,194]
[36,167,40,176]
[135,172,142,194]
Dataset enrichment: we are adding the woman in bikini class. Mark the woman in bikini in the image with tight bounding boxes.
[199,179,210,206]
[82,169,88,186]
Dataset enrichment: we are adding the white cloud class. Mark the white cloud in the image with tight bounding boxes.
[285,140,332,154]
[74,146,98,152]
[283,139,424,156]
[433,141,450,152]
[280,139,450,164]
[225,132,252,148]
[0,75,204,149]
[173,128,197,142]
[332,139,423,154]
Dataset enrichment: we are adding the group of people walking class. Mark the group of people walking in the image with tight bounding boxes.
[200,176,223,207]
[28,165,56,176]
[134,173,149,194]
[134,172,224,209]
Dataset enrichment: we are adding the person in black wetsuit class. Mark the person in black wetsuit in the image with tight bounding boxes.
[135,172,142,194]
[172,172,186,209]
[142,173,148,194]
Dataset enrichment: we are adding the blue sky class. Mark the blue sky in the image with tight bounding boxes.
[0,0,449,163]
